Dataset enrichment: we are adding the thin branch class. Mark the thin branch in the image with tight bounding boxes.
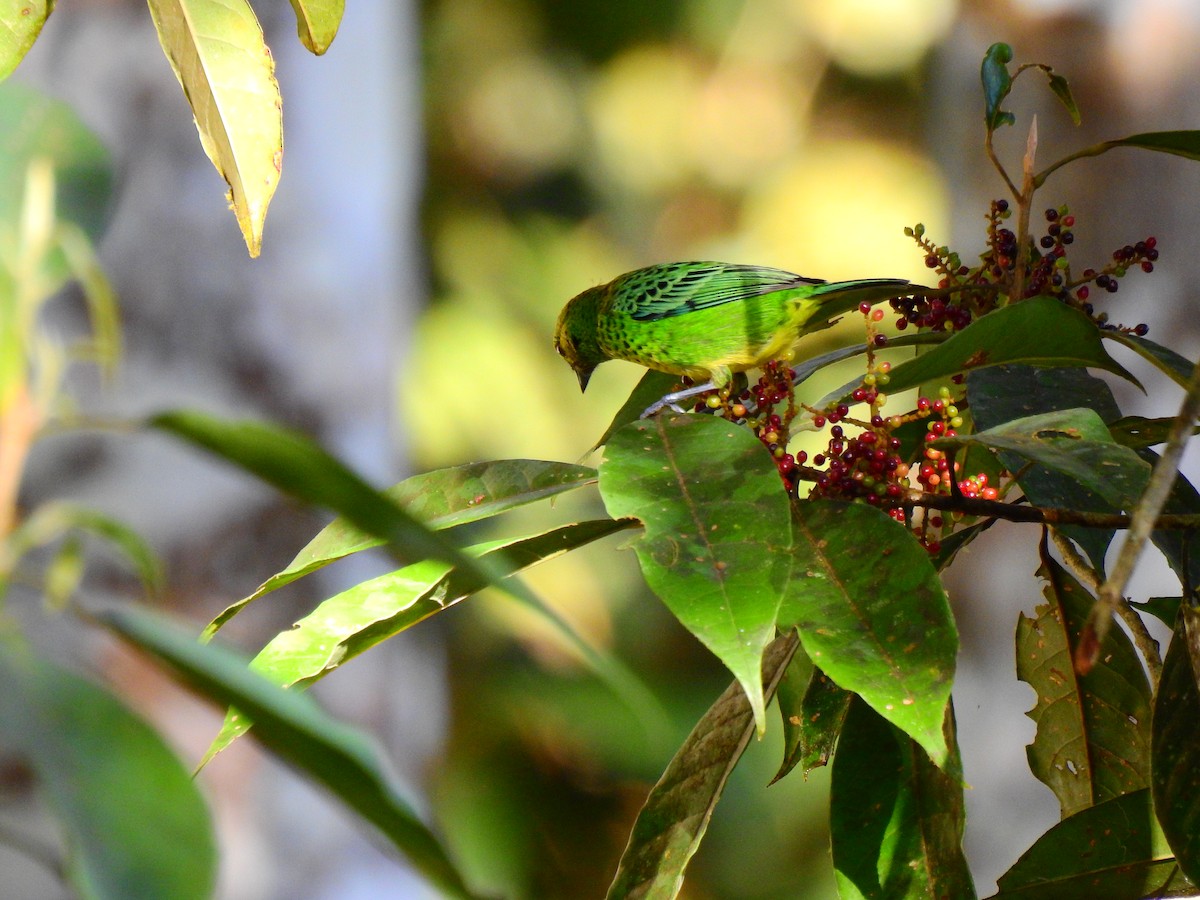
[1084,354,1200,670]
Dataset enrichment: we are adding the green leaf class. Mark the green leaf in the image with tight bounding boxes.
[981,42,1015,131]
[1105,331,1194,390]
[967,365,1125,575]
[831,698,974,900]
[1017,553,1151,819]
[0,0,52,81]
[1151,616,1200,885]
[152,411,660,733]
[286,0,343,54]
[1045,72,1081,126]
[201,519,634,765]
[782,501,957,768]
[933,408,1152,513]
[1108,416,1200,450]
[0,82,113,283]
[598,414,793,735]
[1102,130,1200,163]
[145,0,282,256]
[1130,596,1182,627]
[0,643,216,900]
[606,633,799,900]
[881,297,1139,398]
[992,789,1194,898]
[773,657,852,783]
[96,606,484,900]
[204,458,596,635]
[592,369,679,451]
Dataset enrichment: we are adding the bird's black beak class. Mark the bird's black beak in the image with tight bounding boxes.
[576,368,592,393]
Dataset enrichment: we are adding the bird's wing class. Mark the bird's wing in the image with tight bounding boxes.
[627,263,822,322]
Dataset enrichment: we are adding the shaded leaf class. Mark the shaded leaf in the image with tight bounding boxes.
[145,0,282,256]
[1105,331,1194,390]
[773,658,851,783]
[1130,596,1182,627]
[606,633,799,900]
[933,408,1152,514]
[286,0,343,54]
[0,0,52,81]
[1108,416,1200,450]
[202,519,635,764]
[599,414,792,734]
[882,297,1138,398]
[97,606,484,900]
[1045,72,1081,125]
[592,369,678,451]
[992,789,1194,898]
[782,501,957,768]
[982,42,1015,131]
[831,698,974,899]
[0,643,215,900]
[967,365,1124,575]
[205,458,596,635]
[1151,616,1200,885]
[1101,131,1200,163]
[1017,553,1151,819]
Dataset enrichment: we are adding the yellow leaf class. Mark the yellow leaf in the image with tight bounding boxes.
[146,0,283,257]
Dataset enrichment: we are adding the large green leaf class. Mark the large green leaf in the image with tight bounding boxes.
[1151,616,1200,885]
[991,789,1194,898]
[606,633,799,900]
[97,606,484,899]
[0,0,52,81]
[145,0,282,256]
[204,458,596,635]
[831,698,974,899]
[781,501,957,768]
[598,414,792,734]
[152,411,659,732]
[286,0,344,54]
[201,519,634,765]
[0,643,215,900]
[881,297,1138,397]
[933,408,1152,513]
[967,366,1125,575]
[1017,554,1151,819]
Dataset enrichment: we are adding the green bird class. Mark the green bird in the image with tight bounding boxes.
[554,261,911,392]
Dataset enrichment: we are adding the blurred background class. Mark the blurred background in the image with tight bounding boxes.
[7,0,1200,897]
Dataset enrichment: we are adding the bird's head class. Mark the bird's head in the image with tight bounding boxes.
[554,286,606,392]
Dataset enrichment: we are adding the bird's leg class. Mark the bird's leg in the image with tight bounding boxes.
[640,380,717,418]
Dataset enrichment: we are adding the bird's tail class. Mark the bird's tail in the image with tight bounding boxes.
[799,278,915,336]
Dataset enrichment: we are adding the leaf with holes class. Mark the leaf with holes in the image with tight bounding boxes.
[780,501,957,768]
[599,414,793,734]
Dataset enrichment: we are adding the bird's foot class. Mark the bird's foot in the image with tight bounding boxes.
[640,381,718,418]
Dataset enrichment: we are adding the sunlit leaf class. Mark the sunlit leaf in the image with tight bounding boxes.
[98,606,484,899]
[831,699,973,899]
[599,414,792,735]
[1017,553,1151,819]
[201,519,634,764]
[0,0,52,81]
[0,643,215,900]
[285,0,343,54]
[204,458,596,635]
[782,501,957,769]
[145,0,282,256]
[1151,617,1200,885]
[992,789,1194,898]
[606,633,799,900]
[881,297,1138,397]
